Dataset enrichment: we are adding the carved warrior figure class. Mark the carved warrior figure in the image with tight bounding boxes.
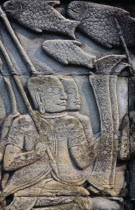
[68,1,135,48]
[60,76,99,144]
[1,75,95,209]
[60,76,99,174]
[42,40,96,69]
[4,0,79,39]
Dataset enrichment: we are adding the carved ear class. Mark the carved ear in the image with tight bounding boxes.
[35,92,43,105]
[39,104,46,114]
[47,1,60,7]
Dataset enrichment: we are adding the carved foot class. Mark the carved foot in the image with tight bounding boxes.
[92,197,123,210]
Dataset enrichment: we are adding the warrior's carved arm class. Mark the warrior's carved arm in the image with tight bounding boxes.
[69,119,97,170]
[70,144,96,170]
[3,144,42,171]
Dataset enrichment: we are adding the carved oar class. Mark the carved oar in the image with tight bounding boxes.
[4,77,18,115]
[88,75,115,193]
[0,6,38,75]
[0,62,18,149]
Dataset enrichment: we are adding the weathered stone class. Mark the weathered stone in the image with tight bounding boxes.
[68,1,135,48]
[0,1,134,209]
[4,0,79,38]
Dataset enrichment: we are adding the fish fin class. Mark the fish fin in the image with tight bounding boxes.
[73,40,82,47]
[47,1,60,7]
[35,28,42,32]
[30,26,42,33]
[113,62,131,74]
[64,20,80,39]
[87,56,96,69]
[58,57,68,65]
[103,43,112,49]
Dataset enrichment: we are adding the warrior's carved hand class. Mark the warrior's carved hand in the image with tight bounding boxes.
[35,142,47,157]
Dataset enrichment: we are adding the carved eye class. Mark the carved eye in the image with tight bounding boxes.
[47,87,61,95]
[77,4,81,8]
[66,88,75,94]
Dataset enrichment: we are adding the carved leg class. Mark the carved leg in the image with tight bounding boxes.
[4,197,37,210]
[33,196,92,210]
[92,197,123,210]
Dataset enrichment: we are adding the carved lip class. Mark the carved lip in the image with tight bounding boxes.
[58,102,67,106]
[73,101,81,105]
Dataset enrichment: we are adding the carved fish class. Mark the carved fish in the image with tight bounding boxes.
[4,0,79,38]
[42,40,96,69]
[68,1,135,48]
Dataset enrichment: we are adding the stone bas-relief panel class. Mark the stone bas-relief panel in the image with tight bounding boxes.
[0,0,134,209]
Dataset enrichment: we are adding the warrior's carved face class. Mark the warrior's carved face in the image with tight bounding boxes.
[28,76,67,113]
[61,78,81,111]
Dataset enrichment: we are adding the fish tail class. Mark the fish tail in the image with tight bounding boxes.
[87,56,96,69]
[64,20,79,39]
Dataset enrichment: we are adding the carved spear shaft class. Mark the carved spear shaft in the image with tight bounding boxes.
[0,40,58,174]
[4,77,18,115]
[115,18,134,75]
[0,40,37,127]
[0,6,38,75]
[0,77,20,142]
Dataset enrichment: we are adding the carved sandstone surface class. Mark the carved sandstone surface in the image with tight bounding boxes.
[4,0,79,38]
[42,40,96,69]
[68,1,135,48]
[0,0,133,209]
